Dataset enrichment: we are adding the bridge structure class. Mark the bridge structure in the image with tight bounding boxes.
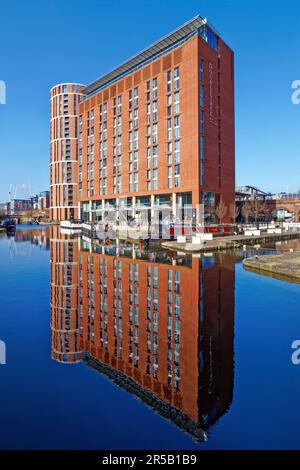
[266,196,300,222]
[0,209,49,224]
[236,187,300,222]
[235,185,271,200]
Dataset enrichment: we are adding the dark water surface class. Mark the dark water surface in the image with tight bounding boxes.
[0,226,299,450]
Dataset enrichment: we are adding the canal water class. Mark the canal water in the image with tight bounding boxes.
[0,225,300,450]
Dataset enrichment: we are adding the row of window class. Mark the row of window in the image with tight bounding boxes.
[51,94,79,120]
[167,69,181,188]
[77,62,209,197]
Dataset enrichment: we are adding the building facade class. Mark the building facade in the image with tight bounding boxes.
[50,83,85,221]
[8,198,33,214]
[78,16,234,224]
[37,191,50,210]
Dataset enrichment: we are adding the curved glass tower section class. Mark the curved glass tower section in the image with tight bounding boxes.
[50,83,85,221]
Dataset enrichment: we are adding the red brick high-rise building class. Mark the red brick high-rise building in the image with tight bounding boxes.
[77,16,234,225]
[50,83,85,221]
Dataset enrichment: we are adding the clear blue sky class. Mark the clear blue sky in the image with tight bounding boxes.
[0,0,299,201]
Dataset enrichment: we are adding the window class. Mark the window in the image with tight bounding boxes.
[134,87,139,108]
[200,162,204,185]
[117,175,121,194]
[200,59,204,81]
[167,142,172,165]
[134,151,138,170]
[174,67,180,91]
[152,169,158,190]
[117,115,122,136]
[174,92,180,114]
[174,140,180,163]
[168,166,172,188]
[152,101,158,123]
[199,26,219,51]
[200,136,205,160]
[129,89,132,109]
[200,110,204,133]
[167,70,172,93]
[152,146,158,168]
[117,135,122,155]
[174,115,180,139]
[206,28,218,51]
[202,191,215,207]
[129,131,132,151]
[103,103,107,121]
[117,155,121,174]
[152,123,158,145]
[200,136,205,185]
[134,108,138,129]
[134,130,138,150]
[117,95,122,114]
[174,164,180,187]
[200,85,204,108]
[134,172,138,192]
[167,118,172,141]
[152,78,158,99]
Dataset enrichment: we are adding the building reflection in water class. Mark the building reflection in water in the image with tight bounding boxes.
[50,226,235,441]
[2,227,50,250]
[14,228,50,250]
[50,226,83,363]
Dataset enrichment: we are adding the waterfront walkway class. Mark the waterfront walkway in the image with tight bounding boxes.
[161,231,300,253]
[243,252,300,283]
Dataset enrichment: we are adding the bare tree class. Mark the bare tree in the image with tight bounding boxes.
[241,200,269,226]
[229,203,240,224]
[253,200,269,227]
[241,202,252,224]
[215,199,227,225]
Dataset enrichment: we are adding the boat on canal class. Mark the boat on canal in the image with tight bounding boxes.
[2,218,17,233]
